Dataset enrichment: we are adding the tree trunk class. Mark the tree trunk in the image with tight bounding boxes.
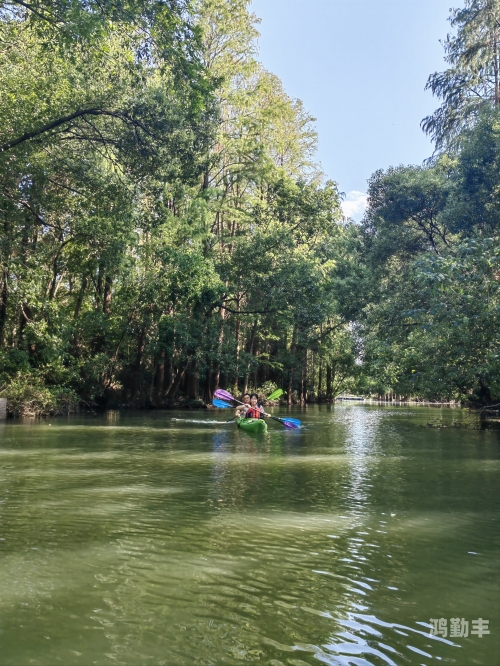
[47,256,59,300]
[287,326,297,406]
[300,349,308,403]
[103,275,112,314]
[213,310,226,393]
[205,365,213,403]
[252,332,259,389]
[95,264,104,308]
[131,326,147,403]
[495,33,500,107]
[187,359,199,400]
[243,318,258,394]
[0,272,8,347]
[233,300,241,391]
[74,276,88,319]
[153,350,165,405]
[52,271,65,299]
[326,364,333,402]
[17,303,32,346]
[166,359,190,399]
[163,353,173,394]
[318,360,323,401]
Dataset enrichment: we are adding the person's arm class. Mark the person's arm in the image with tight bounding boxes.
[258,404,269,418]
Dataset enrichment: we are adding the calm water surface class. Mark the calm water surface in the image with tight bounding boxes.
[0,405,499,665]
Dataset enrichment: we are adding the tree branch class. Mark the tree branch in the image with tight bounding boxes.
[219,305,274,315]
[0,108,123,152]
[9,0,59,25]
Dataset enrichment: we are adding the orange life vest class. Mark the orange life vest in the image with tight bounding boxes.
[245,406,262,419]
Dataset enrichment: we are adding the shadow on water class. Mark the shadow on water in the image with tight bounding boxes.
[0,405,499,665]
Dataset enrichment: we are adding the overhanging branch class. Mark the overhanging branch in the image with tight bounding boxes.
[0,108,124,152]
[218,304,275,315]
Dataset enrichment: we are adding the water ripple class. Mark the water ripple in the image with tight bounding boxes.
[0,406,498,665]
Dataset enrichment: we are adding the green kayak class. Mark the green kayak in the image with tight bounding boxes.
[236,417,268,433]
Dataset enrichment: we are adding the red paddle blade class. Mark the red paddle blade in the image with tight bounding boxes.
[214,389,234,402]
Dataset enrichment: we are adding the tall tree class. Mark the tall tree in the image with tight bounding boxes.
[423,0,500,150]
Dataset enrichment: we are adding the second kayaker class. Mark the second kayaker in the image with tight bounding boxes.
[245,393,265,419]
[235,393,251,418]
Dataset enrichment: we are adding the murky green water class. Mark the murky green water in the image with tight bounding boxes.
[0,405,499,665]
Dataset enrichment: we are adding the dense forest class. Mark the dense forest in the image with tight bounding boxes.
[1,0,500,415]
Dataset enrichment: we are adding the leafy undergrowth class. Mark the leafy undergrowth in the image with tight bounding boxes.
[0,373,80,418]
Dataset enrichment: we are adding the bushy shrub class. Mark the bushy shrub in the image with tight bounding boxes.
[49,387,81,415]
[0,373,80,417]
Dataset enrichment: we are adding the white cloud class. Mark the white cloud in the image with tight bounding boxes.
[341,191,368,221]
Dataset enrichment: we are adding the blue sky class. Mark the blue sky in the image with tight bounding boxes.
[251,0,454,219]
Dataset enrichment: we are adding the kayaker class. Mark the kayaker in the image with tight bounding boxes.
[235,393,251,418]
[245,393,265,419]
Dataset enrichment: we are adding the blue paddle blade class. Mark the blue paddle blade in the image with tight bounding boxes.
[213,398,232,409]
[282,417,301,425]
[282,420,300,429]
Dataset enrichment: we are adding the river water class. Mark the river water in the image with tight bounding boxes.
[0,405,498,665]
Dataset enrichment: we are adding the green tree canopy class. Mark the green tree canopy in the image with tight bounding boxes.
[423,0,500,150]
